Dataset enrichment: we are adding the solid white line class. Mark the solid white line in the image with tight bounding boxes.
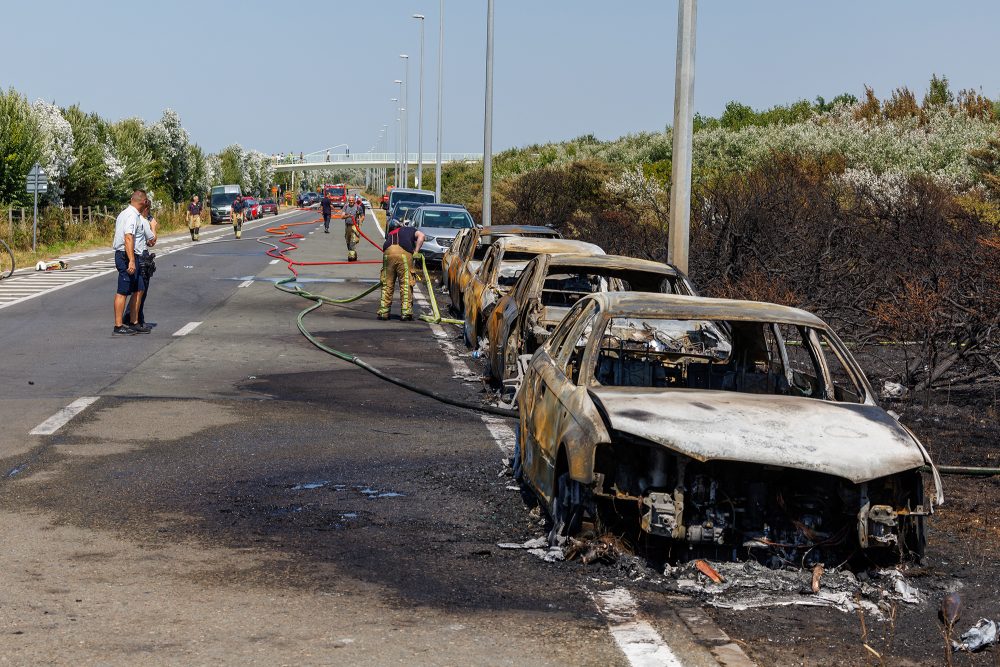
[238,279,254,288]
[592,589,685,667]
[269,259,280,264]
[30,397,100,435]
[172,321,202,337]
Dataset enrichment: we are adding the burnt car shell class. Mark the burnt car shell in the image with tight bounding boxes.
[462,237,604,348]
[485,253,697,385]
[444,225,563,316]
[517,292,943,562]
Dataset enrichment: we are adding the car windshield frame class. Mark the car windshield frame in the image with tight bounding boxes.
[570,311,868,404]
[418,210,474,229]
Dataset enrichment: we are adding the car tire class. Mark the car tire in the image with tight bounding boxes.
[548,472,586,547]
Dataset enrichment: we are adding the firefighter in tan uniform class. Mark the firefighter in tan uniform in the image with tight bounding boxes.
[345,196,361,261]
[377,218,425,321]
[187,195,202,241]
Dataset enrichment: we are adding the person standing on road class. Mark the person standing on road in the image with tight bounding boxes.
[123,198,157,330]
[344,198,361,262]
[231,195,245,239]
[320,194,333,233]
[187,195,202,241]
[377,218,425,321]
[112,190,148,335]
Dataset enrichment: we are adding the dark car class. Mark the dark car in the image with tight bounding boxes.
[297,191,319,207]
[259,198,279,215]
[388,201,421,226]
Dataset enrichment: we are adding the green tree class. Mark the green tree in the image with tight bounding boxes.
[922,73,954,109]
[62,105,109,206]
[0,88,43,205]
[107,118,154,202]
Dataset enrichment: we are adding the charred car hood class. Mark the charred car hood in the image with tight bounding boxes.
[588,388,930,484]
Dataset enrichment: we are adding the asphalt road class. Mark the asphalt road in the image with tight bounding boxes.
[0,205,747,666]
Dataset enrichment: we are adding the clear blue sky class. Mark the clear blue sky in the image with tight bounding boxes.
[2,1,997,155]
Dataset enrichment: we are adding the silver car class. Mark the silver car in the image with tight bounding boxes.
[408,205,476,267]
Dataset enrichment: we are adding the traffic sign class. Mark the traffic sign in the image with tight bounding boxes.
[26,163,47,252]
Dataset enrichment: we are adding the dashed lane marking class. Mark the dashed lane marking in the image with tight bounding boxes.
[172,321,202,337]
[29,397,100,435]
[592,589,685,667]
[239,279,254,288]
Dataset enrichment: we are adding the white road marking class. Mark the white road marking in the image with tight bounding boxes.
[592,589,685,667]
[269,259,280,264]
[29,397,100,435]
[239,279,254,288]
[172,321,202,337]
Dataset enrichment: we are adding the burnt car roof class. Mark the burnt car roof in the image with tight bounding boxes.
[481,225,558,234]
[543,254,683,276]
[493,237,604,255]
[590,292,825,328]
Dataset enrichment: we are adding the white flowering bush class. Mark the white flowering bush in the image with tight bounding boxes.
[32,99,75,203]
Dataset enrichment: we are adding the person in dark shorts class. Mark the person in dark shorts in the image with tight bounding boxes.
[123,198,157,328]
[111,190,148,335]
[321,194,333,233]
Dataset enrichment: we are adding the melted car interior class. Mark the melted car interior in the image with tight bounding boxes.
[592,317,864,403]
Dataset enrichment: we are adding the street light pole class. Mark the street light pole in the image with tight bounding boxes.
[482,0,495,227]
[667,0,697,275]
[391,97,400,187]
[413,14,426,189]
[400,54,410,188]
[435,0,445,202]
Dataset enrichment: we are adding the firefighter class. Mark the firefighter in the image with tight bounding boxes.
[377,218,425,321]
[231,196,245,239]
[187,195,202,241]
[344,197,361,261]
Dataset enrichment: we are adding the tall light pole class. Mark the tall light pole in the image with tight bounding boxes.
[382,124,389,191]
[413,14,426,189]
[391,97,400,187]
[482,0,495,226]
[400,54,410,187]
[394,80,404,188]
[435,0,445,201]
[668,0,697,274]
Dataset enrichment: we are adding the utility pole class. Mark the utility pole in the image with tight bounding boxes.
[413,14,426,189]
[400,54,410,187]
[435,0,445,202]
[482,0,495,227]
[667,0,697,274]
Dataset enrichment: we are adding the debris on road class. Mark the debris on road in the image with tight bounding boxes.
[811,563,824,594]
[695,559,725,584]
[565,534,631,565]
[663,561,924,619]
[952,618,998,653]
[496,537,564,562]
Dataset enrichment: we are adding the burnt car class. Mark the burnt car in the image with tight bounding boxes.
[484,254,696,386]
[462,237,604,349]
[443,225,563,318]
[516,292,943,564]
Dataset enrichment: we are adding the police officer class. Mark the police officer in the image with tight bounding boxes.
[187,195,202,241]
[320,193,333,233]
[377,218,425,321]
[124,198,157,329]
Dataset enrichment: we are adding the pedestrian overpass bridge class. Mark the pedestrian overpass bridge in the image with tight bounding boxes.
[272,152,482,172]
